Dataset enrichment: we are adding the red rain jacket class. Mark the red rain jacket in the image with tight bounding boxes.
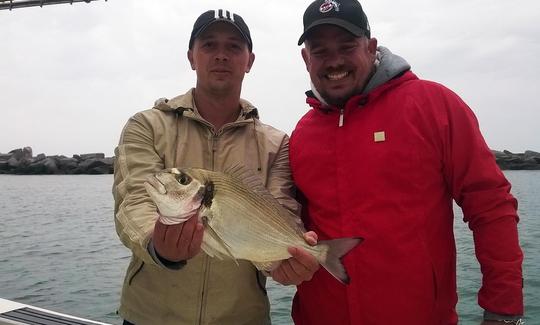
[290,71,523,324]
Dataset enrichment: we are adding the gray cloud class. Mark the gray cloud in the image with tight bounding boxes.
[1,0,538,156]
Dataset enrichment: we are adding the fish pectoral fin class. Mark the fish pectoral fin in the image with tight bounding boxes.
[203,221,238,266]
[252,260,281,272]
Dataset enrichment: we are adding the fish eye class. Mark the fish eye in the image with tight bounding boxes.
[177,173,192,185]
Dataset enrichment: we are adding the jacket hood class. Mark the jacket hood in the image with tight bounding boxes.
[152,88,260,120]
[363,46,410,94]
[308,46,410,106]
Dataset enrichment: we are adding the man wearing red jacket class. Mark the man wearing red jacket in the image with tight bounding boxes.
[289,0,524,324]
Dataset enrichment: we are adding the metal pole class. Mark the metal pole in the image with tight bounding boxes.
[0,0,106,11]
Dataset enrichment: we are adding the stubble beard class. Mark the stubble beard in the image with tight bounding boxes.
[320,87,359,107]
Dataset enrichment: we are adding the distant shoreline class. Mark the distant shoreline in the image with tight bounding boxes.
[0,147,113,175]
[1,147,540,175]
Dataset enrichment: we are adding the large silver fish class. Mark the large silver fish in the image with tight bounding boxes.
[144,166,362,284]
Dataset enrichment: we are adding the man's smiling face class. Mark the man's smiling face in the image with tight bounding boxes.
[302,24,377,106]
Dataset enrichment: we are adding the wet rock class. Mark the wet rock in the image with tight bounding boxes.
[79,153,105,160]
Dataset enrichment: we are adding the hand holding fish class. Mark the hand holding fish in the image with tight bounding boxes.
[271,231,320,285]
[152,214,205,262]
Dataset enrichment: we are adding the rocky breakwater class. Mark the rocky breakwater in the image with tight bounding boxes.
[0,147,113,175]
[2,147,539,174]
[492,150,540,170]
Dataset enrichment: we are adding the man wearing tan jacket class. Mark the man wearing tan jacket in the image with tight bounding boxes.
[113,9,318,325]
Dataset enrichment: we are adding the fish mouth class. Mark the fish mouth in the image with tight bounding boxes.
[201,181,214,208]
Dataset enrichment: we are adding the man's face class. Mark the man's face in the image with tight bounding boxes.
[188,22,255,95]
[302,25,377,106]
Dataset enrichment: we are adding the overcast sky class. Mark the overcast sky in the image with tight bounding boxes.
[2,0,539,157]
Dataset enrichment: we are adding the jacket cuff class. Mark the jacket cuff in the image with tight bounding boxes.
[147,240,186,270]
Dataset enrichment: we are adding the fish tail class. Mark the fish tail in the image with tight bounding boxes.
[318,237,363,285]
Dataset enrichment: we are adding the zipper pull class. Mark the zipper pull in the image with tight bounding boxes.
[338,108,344,127]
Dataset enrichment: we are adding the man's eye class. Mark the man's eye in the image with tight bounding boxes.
[341,44,357,52]
[228,43,242,52]
[312,50,326,57]
[177,173,191,185]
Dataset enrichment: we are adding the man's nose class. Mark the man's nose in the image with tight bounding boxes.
[214,47,229,61]
[325,50,344,67]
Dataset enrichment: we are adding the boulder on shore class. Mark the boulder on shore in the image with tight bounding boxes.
[492,150,540,170]
[0,147,114,175]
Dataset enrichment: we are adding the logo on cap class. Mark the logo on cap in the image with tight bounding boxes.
[319,0,340,13]
[214,9,235,22]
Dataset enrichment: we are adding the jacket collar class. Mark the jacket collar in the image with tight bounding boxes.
[153,88,260,120]
[306,70,417,112]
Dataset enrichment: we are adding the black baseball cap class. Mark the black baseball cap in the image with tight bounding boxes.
[189,9,253,51]
[298,0,371,45]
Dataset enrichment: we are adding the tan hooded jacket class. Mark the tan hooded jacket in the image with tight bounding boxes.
[113,89,299,325]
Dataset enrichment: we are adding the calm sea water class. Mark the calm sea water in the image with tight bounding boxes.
[0,171,538,324]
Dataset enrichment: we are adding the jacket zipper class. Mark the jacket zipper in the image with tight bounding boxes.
[339,108,344,127]
[198,255,211,325]
[211,133,218,171]
[185,114,255,324]
[200,129,218,324]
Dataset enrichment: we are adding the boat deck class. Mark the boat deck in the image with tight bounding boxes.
[0,298,110,325]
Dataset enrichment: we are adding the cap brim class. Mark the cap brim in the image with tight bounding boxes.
[192,19,252,50]
[297,18,366,45]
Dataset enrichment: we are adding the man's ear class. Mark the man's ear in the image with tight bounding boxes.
[246,52,255,73]
[368,37,378,56]
[301,47,310,72]
[187,50,195,70]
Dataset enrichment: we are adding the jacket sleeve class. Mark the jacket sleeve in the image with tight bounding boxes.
[440,87,524,315]
[266,134,302,218]
[113,111,164,266]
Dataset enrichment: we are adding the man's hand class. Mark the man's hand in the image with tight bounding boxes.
[271,231,320,285]
[152,214,204,262]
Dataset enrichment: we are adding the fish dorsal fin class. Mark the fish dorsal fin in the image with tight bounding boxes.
[223,165,278,205]
[202,216,239,266]
[223,165,304,230]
